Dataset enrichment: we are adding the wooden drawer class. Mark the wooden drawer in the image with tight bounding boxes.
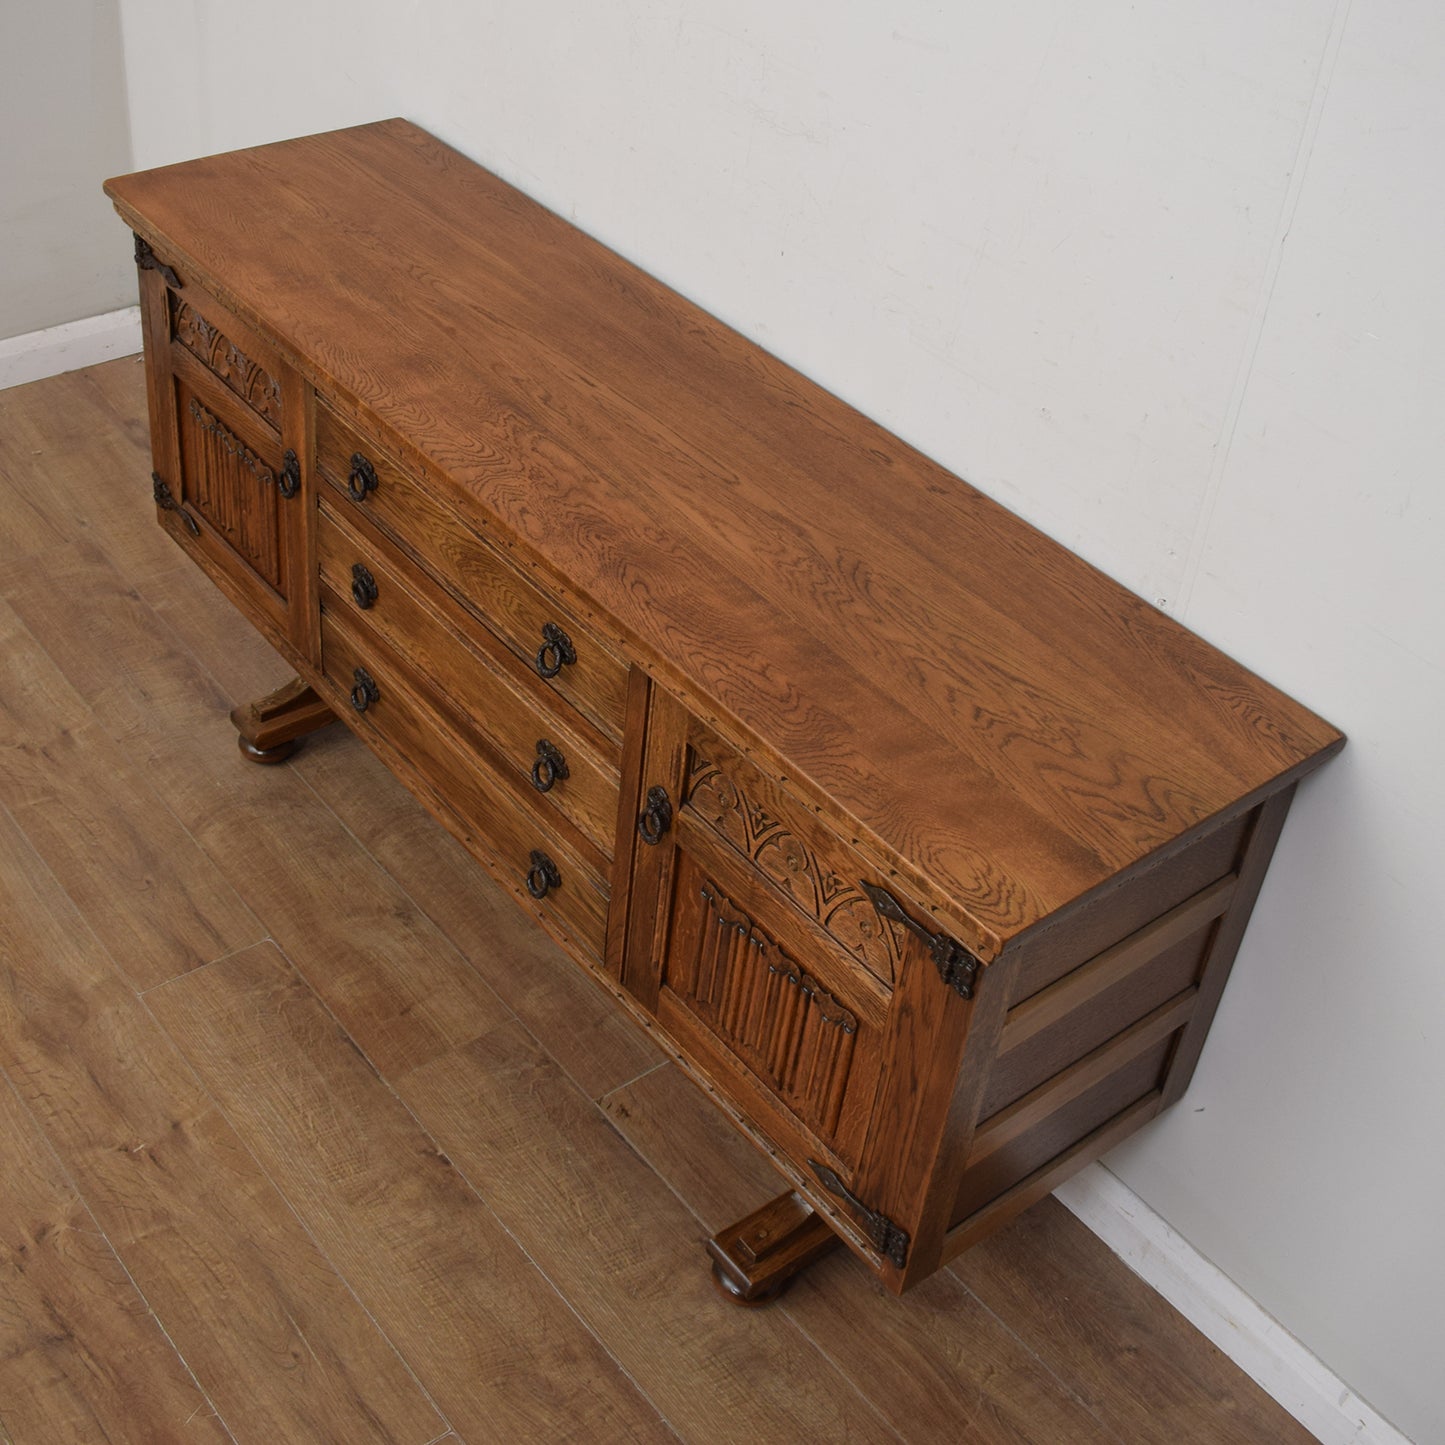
[315,400,628,742]
[319,611,610,965]
[317,498,620,860]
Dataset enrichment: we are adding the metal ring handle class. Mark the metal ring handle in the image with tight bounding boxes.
[638,786,673,846]
[525,849,561,899]
[530,739,569,793]
[350,667,379,713]
[278,449,301,499]
[351,563,379,609]
[534,621,577,679]
[347,452,378,501]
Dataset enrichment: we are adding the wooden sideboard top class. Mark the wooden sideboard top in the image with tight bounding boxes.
[106,118,1343,956]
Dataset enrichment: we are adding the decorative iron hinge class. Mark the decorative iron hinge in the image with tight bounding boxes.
[133,234,182,289]
[151,472,200,537]
[808,1160,909,1269]
[860,882,982,1000]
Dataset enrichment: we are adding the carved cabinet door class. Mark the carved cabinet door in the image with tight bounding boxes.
[622,688,994,1291]
[133,240,316,666]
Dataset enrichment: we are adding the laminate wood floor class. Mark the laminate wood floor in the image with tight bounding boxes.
[0,358,1317,1444]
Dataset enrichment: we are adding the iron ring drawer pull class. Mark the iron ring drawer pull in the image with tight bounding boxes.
[525,849,561,899]
[347,452,378,501]
[638,786,673,845]
[535,621,577,678]
[531,739,569,792]
[350,667,380,713]
[351,563,379,609]
[278,449,301,499]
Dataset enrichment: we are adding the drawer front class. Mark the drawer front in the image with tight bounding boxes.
[318,500,620,860]
[315,400,628,742]
[320,612,610,964]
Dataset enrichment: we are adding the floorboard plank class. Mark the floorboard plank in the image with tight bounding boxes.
[0,378,76,568]
[601,1062,1119,1445]
[401,1027,903,1445]
[3,534,512,1082]
[1,539,237,761]
[949,1196,1318,1445]
[296,727,663,1100]
[161,731,518,1081]
[0,809,447,1445]
[147,941,678,1445]
[0,1073,231,1445]
[0,595,264,990]
[0,359,177,586]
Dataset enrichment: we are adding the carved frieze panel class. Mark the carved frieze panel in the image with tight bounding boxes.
[171,298,283,428]
[686,750,902,990]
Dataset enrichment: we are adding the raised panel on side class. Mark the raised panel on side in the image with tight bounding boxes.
[950,994,1192,1225]
[1005,809,1252,1004]
[979,873,1237,1118]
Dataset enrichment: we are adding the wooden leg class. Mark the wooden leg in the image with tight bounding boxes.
[229,677,336,765]
[706,1190,840,1307]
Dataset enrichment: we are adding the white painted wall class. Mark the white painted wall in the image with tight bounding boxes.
[0,0,133,341]
[113,3,1442,1439]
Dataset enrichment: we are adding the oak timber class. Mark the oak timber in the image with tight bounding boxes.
[103,119,1344,958]
[0,357,1321,1444]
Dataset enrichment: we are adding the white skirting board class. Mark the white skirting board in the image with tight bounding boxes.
[0,307,142,391]
[1054,1165,1408,1444]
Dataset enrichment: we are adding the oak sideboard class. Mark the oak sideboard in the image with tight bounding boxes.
[106,119,1343,1303]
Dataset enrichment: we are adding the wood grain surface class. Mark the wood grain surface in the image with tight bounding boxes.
[104,120,1344,952]
[0,811,443,1445]
[0,1076,230,1445]
[147,942,674,1444]
[0,356,1320,1443]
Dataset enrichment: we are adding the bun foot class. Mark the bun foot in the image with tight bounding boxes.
[236,735,303,765]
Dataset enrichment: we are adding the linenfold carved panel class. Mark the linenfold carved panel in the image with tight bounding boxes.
[180,391,282,589]
[686,750,902,989]
[172,298,284,427]
[678,877,858,1142]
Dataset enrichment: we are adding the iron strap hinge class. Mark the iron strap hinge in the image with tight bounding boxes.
[808,1160,909,1269]
[860,882,983,1000]
[133,234,182,290]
